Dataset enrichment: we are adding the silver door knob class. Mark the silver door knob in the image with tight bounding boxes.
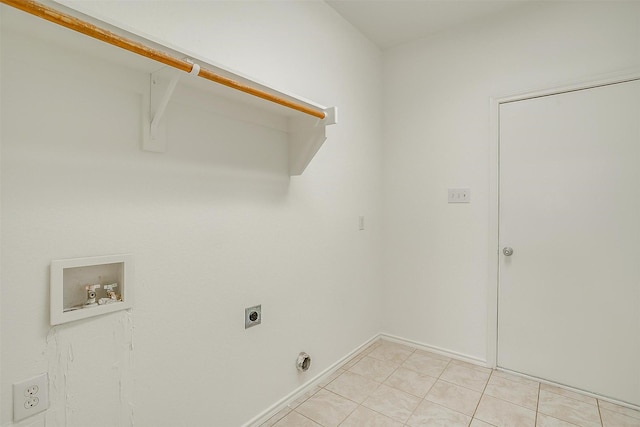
[503,247,514,256]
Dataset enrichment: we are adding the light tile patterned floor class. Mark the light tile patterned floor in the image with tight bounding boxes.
[261,339,640,427]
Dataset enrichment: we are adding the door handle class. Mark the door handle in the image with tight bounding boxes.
[503,247,514,256]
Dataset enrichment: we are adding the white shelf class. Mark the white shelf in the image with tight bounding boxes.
[1,2,337,175]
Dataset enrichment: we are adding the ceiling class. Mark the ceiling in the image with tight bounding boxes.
[325,0,530,49]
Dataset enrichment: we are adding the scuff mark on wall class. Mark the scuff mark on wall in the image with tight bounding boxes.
[44,311,134,427]
[44,326,64,427]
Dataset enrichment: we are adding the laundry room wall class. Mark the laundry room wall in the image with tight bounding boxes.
[0,1,383,425]
[382,1,640,362]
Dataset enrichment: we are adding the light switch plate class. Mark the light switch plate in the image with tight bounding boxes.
[448,188,471,203]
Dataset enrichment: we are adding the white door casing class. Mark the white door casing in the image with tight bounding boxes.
[493,77,640,406]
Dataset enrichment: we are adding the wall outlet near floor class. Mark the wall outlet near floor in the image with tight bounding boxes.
[13,373,49,421]
[245,305,262,329]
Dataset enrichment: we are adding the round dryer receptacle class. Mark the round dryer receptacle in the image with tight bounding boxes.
[296,352,311,372]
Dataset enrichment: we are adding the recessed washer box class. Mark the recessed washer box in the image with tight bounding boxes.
[50,254,133,325]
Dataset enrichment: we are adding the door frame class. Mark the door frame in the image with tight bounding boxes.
[486,71,640,369]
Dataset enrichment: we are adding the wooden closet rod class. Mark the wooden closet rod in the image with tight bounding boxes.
[1,0,327,120]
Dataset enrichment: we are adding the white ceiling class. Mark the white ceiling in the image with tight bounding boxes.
[325,0,530,49]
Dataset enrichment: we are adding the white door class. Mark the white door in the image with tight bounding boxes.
[498,79,640,406]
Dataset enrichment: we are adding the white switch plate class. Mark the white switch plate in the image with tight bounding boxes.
[13,374,49,422]
[448,188,471,203]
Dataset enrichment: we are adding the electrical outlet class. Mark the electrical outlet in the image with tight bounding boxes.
[24,385,39,397]
[245,305,262,329]
[24,398,39,409]
[13,374,49,422]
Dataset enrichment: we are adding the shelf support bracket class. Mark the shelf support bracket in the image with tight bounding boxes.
[150,72,179,139]
[143,62,200,153]
[288,106,338,175]
[323,106,338,126]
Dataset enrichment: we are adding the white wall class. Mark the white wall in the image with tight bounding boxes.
[5,1,639,425]
[0,5,3,425]
[0,1,382,426]
[382,1,640,361]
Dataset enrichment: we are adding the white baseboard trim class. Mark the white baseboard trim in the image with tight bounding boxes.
[242,333,381,427]
[244,333,490,426]
[379,333,489,368]
[497,367,640,412]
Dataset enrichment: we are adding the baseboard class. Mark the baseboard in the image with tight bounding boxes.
[497,367,640,412]
[379,333,489,368]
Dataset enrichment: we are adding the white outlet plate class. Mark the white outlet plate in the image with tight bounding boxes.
[13,374,49,422]
[448,188,471,203]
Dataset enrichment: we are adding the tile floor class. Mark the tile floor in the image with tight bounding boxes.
[260,339,640,427]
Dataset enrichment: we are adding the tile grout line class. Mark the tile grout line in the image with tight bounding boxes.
[537,387,600,427]
[597,399,604,427]
[422,357,546,424]
[534,381,540,427]
[293,409,323,427]
[481,371,547,415]
[469,367,494,425]
[541,385,599,404]
[415,353,484,424]
[335,400,358,427]
[399,345,427,427]
[539,387,608,425]
[598,400,640,422]
[398,346,423,426]
[337,341,418,426]
[378,345,417,425]
[421,355,478,424]
[365,342,470,426]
